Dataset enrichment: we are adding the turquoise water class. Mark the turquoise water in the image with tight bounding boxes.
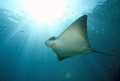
[0,0,120,81]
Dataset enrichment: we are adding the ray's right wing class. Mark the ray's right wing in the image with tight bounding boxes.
[58,15,90,47]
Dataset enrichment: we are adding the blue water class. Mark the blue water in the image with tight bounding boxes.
[0,0,120,81]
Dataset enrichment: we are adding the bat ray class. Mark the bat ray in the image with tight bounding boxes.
[45,15,113,61]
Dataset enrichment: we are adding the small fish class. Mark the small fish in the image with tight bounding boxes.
[20,30,24,32]
[2,25,7,27]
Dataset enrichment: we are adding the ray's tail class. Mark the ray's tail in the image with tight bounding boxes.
[94,51,114,56]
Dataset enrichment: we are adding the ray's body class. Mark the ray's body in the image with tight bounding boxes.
[45,15,113,61]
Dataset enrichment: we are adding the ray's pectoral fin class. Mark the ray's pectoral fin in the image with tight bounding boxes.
[53,49,73,61]
[53,48,94,61]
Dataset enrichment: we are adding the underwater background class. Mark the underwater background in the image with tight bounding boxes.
[0,0,120,81]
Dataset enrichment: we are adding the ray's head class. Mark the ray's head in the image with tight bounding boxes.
[45,37,57,48]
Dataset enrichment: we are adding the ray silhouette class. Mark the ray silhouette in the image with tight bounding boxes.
[45,15,113,61]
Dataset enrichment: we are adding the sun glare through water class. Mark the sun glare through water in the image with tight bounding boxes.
[21,0,68,24]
